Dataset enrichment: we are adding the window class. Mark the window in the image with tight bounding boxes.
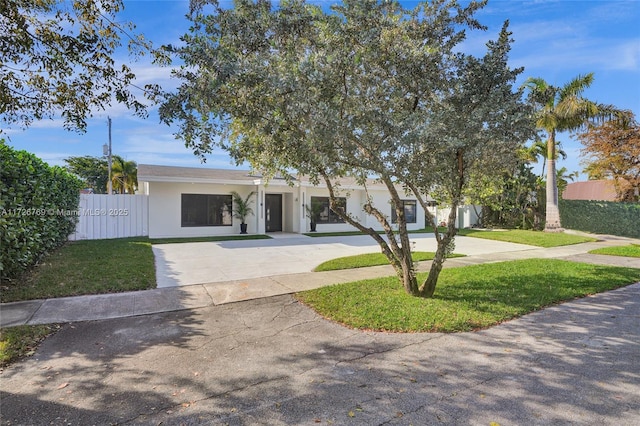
[311,196,346,223]
[181,194,232,227]
[391,200,417,224]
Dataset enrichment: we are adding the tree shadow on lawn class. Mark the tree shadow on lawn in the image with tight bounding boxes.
[1,289,639,425]
[432,260,640,321]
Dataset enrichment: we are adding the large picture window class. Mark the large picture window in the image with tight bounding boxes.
[181,194,232,227]
[311,196,346,223]
[391,200,417,224]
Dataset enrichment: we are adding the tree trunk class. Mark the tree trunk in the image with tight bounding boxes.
[418,205,458,297]
[400,247,420,296]
[544,131,563,232]
[419,242,447,297]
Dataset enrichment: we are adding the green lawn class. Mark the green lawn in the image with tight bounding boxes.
[458,229,597,247]
[0,234,274,303]
[150,234,271,244]
[0,324,60,367]
[588,244,640,258]
[306,228,597,248]
[314,251,465,272]
[0,238,156,303]
[304,228,439,237]
[296,259,640,333]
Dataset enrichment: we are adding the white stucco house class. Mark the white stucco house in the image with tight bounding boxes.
[137,164,471,239]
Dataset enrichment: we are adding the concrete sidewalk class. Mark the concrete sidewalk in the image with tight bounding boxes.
[2,234,639,328]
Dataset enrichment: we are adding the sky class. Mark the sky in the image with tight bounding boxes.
[3,0,640,181]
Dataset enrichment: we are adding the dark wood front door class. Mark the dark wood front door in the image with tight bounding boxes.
[265,194,282,232]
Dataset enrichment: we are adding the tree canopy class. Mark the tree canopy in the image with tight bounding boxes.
[111,156,138,194]
[65,154,137,194]
[160,0,535,297]
[578,114,640,202]
[64,155,109,193]
[1,0,165,132]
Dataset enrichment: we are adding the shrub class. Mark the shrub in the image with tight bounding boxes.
[560,199,640,238]
[1,141,83,280]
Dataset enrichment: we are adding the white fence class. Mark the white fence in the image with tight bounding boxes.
[69,194,149,240]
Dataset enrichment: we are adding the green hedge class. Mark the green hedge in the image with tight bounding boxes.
[559,199,640,238]
[1,142,83,280]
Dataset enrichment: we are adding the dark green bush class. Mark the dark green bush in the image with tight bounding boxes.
[1,141,83,280]
[560,199,640,238]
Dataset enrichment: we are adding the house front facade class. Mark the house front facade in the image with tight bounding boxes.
[137,164,433,238]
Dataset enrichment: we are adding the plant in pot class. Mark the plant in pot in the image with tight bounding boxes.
[231,191,255,234]
[305,200,323,232]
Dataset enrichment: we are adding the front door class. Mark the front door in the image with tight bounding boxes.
[265,194,283,232]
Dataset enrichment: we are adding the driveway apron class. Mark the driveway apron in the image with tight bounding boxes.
[152,233,536,287]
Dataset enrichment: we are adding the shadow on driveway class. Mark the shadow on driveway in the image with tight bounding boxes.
[2,283,639,425]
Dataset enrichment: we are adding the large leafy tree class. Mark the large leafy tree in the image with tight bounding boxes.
[1,0,164,132]
[65,154,138,193]
[578,114,640,202]
[64,155,109,193]
[523,73,622,231]
[160,0,534,297]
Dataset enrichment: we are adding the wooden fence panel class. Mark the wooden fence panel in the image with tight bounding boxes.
[69,194,149,240]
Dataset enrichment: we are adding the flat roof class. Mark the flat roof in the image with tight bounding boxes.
[137,164,393,190]
[137,164,292,186]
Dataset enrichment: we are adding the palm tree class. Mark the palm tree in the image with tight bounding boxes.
[524,73,621,232]
[110,155,138,194]
[522,139,567,178]
[230,191,255,234]
[556,166,579,198]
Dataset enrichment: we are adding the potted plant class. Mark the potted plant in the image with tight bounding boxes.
[231,191,255,234]
[305,200,323,232]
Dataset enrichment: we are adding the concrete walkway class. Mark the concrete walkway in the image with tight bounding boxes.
[2,233,639,328]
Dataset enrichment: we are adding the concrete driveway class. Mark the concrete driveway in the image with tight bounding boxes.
[153,233,536,287]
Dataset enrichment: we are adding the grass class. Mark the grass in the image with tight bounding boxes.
[589,244,640,258]
[305,228,597,248]
[0,234,274,303]
[296,259,640,333]
[458,229,598,247]
[150,234,271,244]
[0,324,60,368]
[314,251,465,272]
[303,228,439,237]
[0,238,156,303]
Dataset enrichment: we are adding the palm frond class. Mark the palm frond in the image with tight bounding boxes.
[558,72,594,101]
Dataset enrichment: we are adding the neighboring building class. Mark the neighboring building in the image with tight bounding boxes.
[138,164,452,238]
[562,180,617,201]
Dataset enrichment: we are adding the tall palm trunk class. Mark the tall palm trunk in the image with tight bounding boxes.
[544,130,562,231]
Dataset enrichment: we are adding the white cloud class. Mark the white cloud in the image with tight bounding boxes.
[32,152,74,167]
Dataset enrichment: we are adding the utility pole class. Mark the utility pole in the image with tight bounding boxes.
[103,117,113,195]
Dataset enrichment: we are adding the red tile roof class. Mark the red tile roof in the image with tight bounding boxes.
[562,180,617,201]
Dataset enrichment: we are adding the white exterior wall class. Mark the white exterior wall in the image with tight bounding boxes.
[369,190,425,232]
[145,178,432,238]
[302,186,425,233]
[259,183,300,234]
[430,205,480,229]
[148,182,260,238]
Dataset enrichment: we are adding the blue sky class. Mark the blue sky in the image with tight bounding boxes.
[4,0,640,181]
